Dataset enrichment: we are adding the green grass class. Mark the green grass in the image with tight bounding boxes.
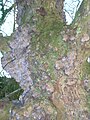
[0,76,23,100]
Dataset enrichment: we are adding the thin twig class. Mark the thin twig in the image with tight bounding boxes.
[5,88,22,97]
[0,58,16,75]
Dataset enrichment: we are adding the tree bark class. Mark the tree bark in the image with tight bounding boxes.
[1,0,90,119]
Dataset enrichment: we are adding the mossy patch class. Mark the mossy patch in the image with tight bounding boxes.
[86,93,90,112]
[0,35,12,52]
[0,100,12,120]
[82,61,90,76]
[30,8,69,81]
[32,35,69,80]
[81,59,90,112]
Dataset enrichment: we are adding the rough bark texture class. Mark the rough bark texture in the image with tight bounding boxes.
[1,0,90,119]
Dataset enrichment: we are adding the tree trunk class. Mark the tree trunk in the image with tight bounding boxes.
[1,0,90,119]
